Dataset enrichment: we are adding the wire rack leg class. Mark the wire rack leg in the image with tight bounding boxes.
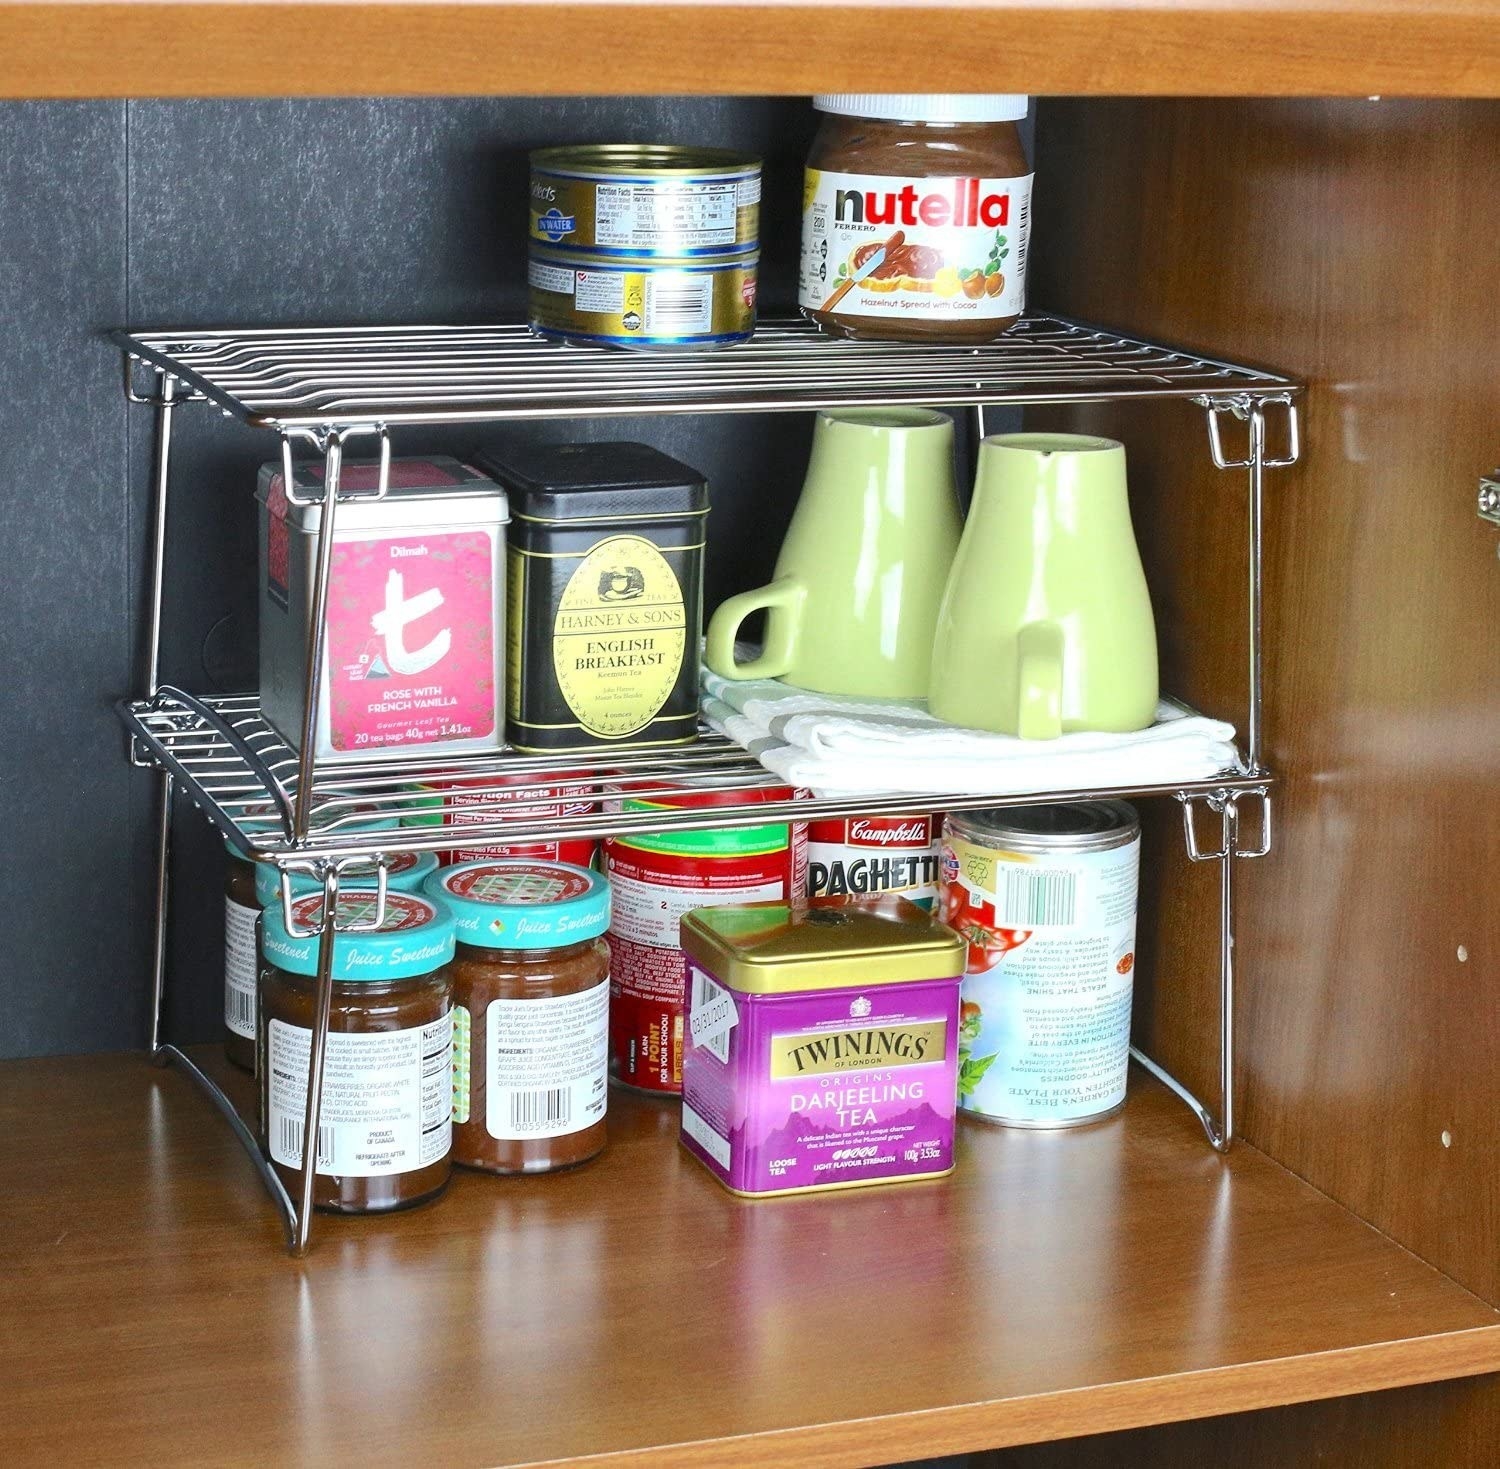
[292,868,343,1255]
[147,773,174,1059]
[1131,796,1240,1152]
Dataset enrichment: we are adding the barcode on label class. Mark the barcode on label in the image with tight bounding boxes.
[691,970,732,1062]
[510,1087,570,1133]
[646,273,713,334]
[277,1117,334,1170]
[998,866,1078,927]
[226,988,255,1032]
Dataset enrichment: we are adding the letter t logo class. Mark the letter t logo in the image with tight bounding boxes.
[370,570,451,675]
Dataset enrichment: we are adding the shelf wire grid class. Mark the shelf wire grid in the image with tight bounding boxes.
[112,315,1299,430]
[121,690,1268,864]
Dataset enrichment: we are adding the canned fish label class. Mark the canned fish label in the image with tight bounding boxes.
[530,146,760,258]
[939,829,1140,1125]
[528,250,757,347]
[806,815,940,908]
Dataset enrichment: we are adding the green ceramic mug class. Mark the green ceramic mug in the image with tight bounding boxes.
[929,433,1159,738]
[705,408,961,697]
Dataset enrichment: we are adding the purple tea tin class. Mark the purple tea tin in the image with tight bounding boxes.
[679,897,965,1196]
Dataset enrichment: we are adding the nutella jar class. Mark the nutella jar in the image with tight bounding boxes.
[260,891,456,1213]
[426,860,611,1174]
[799,94,1032,344]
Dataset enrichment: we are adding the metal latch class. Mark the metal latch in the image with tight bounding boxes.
[1480,475,1500,526]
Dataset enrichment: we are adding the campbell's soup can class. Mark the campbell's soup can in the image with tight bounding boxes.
[806,814,941,909]
[401,770,597,867]
[603,783,807,1094]
[939,802,1140,1127]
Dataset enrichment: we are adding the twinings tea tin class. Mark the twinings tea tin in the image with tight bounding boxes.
[528,246,757,348]
[475,441,707,754]
[529,144,761,258]
[680,897,964,1196]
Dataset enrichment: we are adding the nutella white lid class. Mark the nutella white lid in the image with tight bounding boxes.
[813,94,1029,123]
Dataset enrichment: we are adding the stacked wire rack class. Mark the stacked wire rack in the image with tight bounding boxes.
[115,313,1300,1252]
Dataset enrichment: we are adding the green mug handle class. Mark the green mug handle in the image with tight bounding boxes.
[1016,621,1064,740]
[704,578,807,681]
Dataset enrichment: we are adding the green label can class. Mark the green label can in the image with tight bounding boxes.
[528,246,757,348]
[529,144,760,259]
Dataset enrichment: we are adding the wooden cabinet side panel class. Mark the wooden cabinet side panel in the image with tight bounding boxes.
[1030,98,1500,1309]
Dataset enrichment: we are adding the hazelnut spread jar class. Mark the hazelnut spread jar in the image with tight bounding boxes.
[799,95,1032,344]
[425,860,611,1174]
[260,891,456,1213]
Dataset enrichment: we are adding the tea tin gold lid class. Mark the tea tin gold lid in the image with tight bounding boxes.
[679,896,964,995]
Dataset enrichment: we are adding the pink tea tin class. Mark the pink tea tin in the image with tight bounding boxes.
[257,455,508,763]
[679,897,964,1196]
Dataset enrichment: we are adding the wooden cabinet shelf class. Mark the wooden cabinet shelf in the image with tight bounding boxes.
[6,1049,1498,1467]
[5,2,1500,99]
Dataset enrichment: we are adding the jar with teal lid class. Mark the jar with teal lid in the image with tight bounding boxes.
[600,779,807,1094]
[222,800,402,1075]
[254,849,439,910]
[425,859,611,1175]
[259,889,456,1213]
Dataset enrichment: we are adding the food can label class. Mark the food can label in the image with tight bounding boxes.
[530,167,759,257]
[939,831,1139,1124]
[326,527,498,753]
[605,839,794,1093]
[551,534,687,738]
[798,168,1032,321]
[484,982,609,1141]
[223,895,259,1039]
[806,815,939,909]
[267,1012,453,1176]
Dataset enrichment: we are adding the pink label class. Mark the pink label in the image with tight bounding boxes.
[328,529,497,752]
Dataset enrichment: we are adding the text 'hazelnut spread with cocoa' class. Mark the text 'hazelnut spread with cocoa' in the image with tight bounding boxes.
[799,95,1032,344]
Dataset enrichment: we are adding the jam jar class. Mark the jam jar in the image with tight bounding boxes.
[425,859,611,1174]
[259,890,456,1213]
[253,849,439,909]
[798,94,1032,344]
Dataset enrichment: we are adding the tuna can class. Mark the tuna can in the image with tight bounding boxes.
[807,814,942,909]
[528,246,758,348]
[529,144,760,259]
[938,802,1140,1128]
[603,783,807,1095]
[398,768,598,868]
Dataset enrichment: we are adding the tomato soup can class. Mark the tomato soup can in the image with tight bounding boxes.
[806,814,941,909]
[938,802,1140,1127]
[529,145,760,260]
[603,783,807,1094]
[401,769,597,868]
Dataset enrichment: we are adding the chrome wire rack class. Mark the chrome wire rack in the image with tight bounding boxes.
[113,315,1299,429]
[123,687,1266,862]
[117,312,1301,1252]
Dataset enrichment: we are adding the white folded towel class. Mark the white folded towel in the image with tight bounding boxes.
[701,656,1242,798]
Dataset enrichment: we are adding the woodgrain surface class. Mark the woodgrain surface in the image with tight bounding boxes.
[7,3,1500,100]
[4,1049,1500,1467]
[1029,95,1500,1463]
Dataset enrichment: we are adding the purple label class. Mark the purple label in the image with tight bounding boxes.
[327,529,497,752]
[681,968,959,1195]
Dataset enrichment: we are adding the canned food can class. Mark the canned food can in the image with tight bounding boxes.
[400,769,597,868]
[938,802,1140,1127]
[603,783,807,1095]
[806,814,942,909]
[528,246,757,348]
[530,144,760,259]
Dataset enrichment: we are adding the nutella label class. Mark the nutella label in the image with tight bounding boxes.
[799,169,1031,322]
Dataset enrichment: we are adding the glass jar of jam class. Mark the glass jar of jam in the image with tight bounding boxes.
[222,844,260,1072]
[253,849,439,910]
[259,889,456,1213]
[798,94,1032,344]
[425,859,611,1174]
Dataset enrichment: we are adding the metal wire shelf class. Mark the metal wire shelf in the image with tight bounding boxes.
[112,315,1299,430]
[121,687,1269,862]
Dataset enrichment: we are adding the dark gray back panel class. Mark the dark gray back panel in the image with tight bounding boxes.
[3,97,817,1056]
